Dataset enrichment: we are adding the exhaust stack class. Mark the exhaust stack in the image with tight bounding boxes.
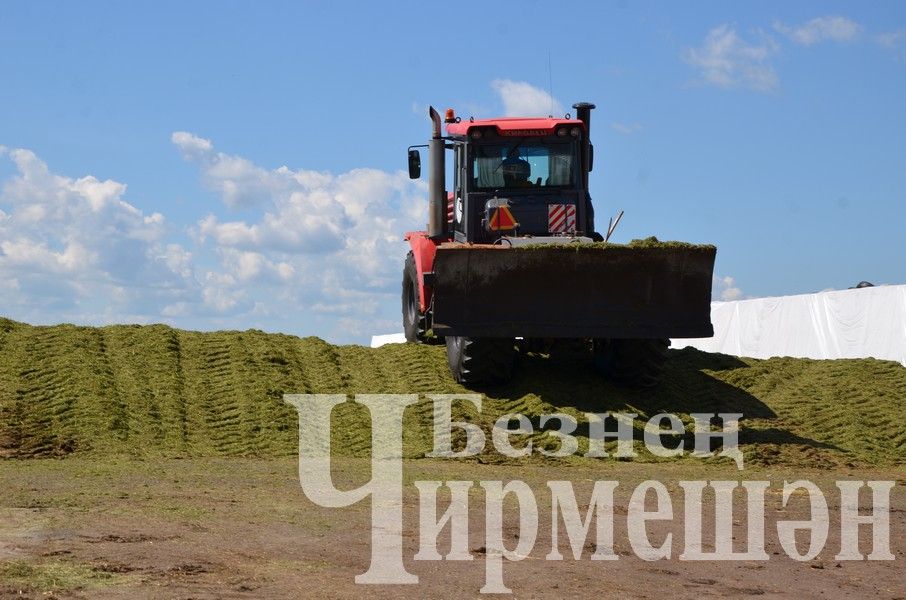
[427,106,446,239]
[572,102,596,189]
[572,101,595,134]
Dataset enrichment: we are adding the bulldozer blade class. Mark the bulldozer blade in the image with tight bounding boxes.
[430,243,716,339]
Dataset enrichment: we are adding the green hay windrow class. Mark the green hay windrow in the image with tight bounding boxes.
[0,317,903,468]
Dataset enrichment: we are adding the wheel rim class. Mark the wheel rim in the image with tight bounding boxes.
[446,336,465,380]
[406,280,418,325]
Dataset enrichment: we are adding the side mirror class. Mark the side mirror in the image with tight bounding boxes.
[408,149,421,179]
[588,144,594,172]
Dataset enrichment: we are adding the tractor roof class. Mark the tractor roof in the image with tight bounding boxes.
[446,116,585,138]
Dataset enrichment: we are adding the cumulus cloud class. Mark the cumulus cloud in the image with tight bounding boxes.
[774,16,862,46]
[172,131,283,209]
[491,79,564,117]
[715,275,744,301]
[219,248,294,283]
[0,148,194,323]
[173,132,428,339]
[683,25,779,92]
[171,131,213,160]
[0,134,432,341]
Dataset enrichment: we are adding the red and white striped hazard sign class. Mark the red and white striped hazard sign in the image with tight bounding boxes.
[548,204,576,233]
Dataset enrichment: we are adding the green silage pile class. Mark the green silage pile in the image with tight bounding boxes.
[623,236,716,250]
[507,237,716,251]
[0,317,903,468]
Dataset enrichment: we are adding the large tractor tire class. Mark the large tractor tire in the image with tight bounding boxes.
[446,336,516,385]
[402,252,430,343]
[593,338,669,388]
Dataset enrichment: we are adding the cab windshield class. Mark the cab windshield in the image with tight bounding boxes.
[472,139,578,190]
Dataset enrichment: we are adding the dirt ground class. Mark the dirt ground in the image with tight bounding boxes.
[0,458,903,599]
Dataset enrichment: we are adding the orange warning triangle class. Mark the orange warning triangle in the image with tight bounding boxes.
[489,206,517,230]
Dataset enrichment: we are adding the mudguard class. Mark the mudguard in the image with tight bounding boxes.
[404,231,442,313]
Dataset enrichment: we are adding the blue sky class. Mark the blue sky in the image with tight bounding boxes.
[1,1,904,343]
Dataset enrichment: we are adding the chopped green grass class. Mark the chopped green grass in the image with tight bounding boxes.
[0,317,903,468]
[624,236,716,250]
[507,236,716,251]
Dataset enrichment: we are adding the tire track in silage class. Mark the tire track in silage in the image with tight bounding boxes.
[99,326,162,448]
[19,327,77,455]
[773,360,894,462]
[0,319,22,456]
[235,331,305,456]
[334,343,438,458]
[282,336,359,456]
[179,332,249,455]
[319,342,372,457]
[90,327,129,451]
[389,343,458,458]
[10,325,118,456]
[100,325,189,454]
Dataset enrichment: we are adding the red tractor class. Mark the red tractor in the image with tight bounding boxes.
[403,103,715,386]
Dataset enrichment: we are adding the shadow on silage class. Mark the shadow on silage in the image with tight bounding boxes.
[468,346,846,461]
[475,347,775,417]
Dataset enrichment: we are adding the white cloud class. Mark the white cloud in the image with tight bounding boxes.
[715,275,744,301]
[173,132,428,340]
[201,272,243,313]
[171,131,213,160]
[0,239,95,274]
[219,248,294,283]
[160,243,194,279]
[683,25,779,92]
[161,301,190,317]
[612,122,643,135]
[774,16,862,46]
[491,79,564,117]
[0,147,195,323]
[0,136,429,342]
[172,131,278,208]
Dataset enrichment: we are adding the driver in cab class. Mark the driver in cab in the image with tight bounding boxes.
[500,149,534,188]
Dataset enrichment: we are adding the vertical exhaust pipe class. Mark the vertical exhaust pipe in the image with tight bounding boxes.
[427,106,446,239]
[572,102,595,134]
[572,102,595,190]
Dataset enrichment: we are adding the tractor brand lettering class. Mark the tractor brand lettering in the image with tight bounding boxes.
[284,394,896,595]
[548,203,577,233]
[499,129,550,136]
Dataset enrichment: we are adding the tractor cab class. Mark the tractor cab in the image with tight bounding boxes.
[408,107,598,244]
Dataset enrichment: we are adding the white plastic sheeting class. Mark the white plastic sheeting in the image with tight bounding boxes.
[370,332,406,348]
[372,285,906,364]
[673,285,906,366]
